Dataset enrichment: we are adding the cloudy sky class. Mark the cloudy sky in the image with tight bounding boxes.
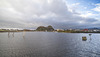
[0,0,100,29]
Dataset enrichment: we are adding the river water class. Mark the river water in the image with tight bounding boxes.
[0,32,100,57]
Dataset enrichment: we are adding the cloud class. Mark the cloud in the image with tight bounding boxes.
[72,3,80,6]
[66,2,80,13]
[92,3,100,12]
[0,0,99,29]
[79,11,96,18]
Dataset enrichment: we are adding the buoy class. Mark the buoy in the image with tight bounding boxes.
[82,36,87,41]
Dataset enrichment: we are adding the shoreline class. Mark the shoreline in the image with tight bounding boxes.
[0,30,100,33]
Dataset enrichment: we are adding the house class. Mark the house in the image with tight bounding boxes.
[82,29,88,32]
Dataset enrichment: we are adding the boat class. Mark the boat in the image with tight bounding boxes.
[82,36,87,41]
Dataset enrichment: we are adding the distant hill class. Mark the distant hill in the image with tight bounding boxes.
[36,25,54,31]
[87,27,99,30]
[75,27,100,30]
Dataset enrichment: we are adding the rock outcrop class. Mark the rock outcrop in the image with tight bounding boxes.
[36,25,54,31]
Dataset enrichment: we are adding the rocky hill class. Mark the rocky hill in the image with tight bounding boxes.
[36,25,54,31]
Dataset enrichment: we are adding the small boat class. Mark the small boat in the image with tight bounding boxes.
[82,36,87,41]
[89,34,92,36]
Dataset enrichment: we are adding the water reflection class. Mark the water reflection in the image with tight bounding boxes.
[89,34,92,41]
[8,31,26,39]
[8,32,10,38]
[23,31,26,38]
[8,32,15,38]
[12,32,14,37]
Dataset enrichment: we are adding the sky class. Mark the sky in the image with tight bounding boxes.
[0,0,100,29]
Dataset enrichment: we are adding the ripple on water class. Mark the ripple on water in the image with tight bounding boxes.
[0,32,100,57]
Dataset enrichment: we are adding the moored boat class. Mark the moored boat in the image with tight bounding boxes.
[82,36,87,41]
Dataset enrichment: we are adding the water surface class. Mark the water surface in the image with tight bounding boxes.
[0,32,100,57]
